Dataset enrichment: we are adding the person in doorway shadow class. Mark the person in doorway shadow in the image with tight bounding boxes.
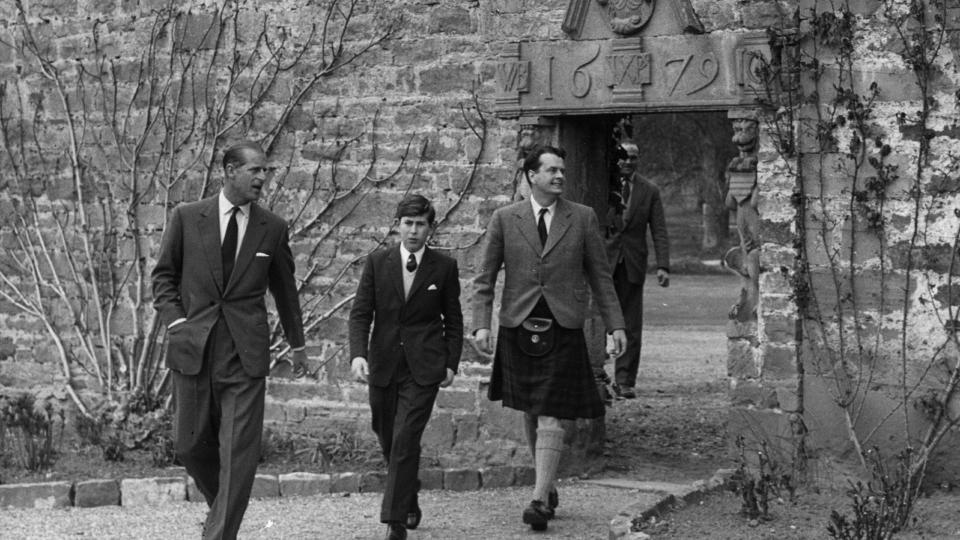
[349,194,464,540]
[605,141,671,400]
[474,145,627,531]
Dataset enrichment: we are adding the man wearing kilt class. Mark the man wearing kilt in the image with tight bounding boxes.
[474,146,628,531]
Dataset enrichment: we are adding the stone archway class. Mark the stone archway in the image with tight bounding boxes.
[492,0,794,466]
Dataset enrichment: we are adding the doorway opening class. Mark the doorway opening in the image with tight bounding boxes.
[556,110,740,481]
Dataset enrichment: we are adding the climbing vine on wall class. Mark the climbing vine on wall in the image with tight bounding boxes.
[760,0,960,532]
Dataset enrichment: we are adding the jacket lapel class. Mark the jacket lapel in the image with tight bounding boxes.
[197,197,225,292]
[512,202,542,253]
[225,204,267,293]
[623,176,645,225]
[387,247,404,302]
[542,198,571,256]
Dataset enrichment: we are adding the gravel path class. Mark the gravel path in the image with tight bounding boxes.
[1,480,661,539]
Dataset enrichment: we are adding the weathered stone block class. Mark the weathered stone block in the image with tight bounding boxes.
[121,477,186,506]
[0,481,72,509]
[728,340,760,379]
[444,468,480,491]
[174,12,220,51]
[330,472,361,493]
[419,64,476,94]
[479,466,515,489]
[422,410,455,449]
[250,474,280,499]
[75,479,120,507]
[427,6,475,34]
[454,415,479,445]
[729,378,764,407]
[279,472,332,497]
[420,468,444,491]
[762,344,798,380]
[360,471,387,493]
[514,465,535,486]
[762,313,797,343]
[436,388,476,411]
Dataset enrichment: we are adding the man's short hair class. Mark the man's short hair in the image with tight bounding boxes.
[222,141,264,173]
[522,145,566,176]
[395,194,436,224]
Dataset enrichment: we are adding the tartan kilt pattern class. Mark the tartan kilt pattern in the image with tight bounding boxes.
[488,324,604,420]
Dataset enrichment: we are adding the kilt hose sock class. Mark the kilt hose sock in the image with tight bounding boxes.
[533,426,565,502]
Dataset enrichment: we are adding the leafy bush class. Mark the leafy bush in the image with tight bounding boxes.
[826,448,919,540]
[76,392,174,465]
[0,392,64,472]
[729,435,795,521]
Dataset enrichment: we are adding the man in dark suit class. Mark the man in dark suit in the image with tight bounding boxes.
[152,141,307,540]
[474,146,627,531]
[605,141,670,399]
[349,194,463,540]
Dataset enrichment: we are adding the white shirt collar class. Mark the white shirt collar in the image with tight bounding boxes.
[530,197,556,217]
[399,244,425,268]
[218,191,251,217]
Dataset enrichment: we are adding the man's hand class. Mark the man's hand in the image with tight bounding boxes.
[475,328,493,354]
[291,349,308,378]
[609,329,628,358]
[351,356,369,383]
[656,268,670,288]
[440,368,456,388]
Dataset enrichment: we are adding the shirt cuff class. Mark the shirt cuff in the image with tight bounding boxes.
[168,318,187,329]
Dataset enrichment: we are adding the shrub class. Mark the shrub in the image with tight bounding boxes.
[826,448,919,540]
[729,435,795,521]
[0,392,64,472]
[76,393,174,464]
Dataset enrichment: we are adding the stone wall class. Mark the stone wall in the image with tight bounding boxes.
[12,0,957,482]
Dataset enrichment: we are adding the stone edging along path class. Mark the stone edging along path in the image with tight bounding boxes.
[0,464,537,510]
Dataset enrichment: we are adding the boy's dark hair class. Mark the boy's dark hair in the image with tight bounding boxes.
[222,141,264,173]
[522,146,566,181]
[395,194,436,224]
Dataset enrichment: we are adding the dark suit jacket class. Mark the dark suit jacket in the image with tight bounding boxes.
[473,197,625,331]
[152,196,305,377]
[605,172,670,284]
[349,246,463,387]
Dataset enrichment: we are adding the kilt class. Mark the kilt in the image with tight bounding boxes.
[488,323,604,420]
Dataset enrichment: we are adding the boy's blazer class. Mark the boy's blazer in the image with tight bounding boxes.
[152,196,305,377]
[349,246,463,387]
[473,197,625,331]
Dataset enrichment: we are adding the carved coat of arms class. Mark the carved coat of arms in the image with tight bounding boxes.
[597,0,656,35]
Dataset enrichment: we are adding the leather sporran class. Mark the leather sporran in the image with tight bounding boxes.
[518,317,554,357]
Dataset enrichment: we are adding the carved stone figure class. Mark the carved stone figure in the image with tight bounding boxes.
[596,0,656,35]
[724,113,760,322]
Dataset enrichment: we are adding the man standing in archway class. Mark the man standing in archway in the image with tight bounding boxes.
[606,141,671,399]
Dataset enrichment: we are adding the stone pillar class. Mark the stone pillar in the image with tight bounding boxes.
[726,107,803,470]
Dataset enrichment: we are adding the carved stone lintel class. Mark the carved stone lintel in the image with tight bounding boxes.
[597,0,656,36]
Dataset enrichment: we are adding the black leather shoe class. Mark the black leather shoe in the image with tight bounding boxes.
[386,522,407,540]
[612,383,637,399]
[548,487,558,512]
[405,504,422,530]
[522,500,551,531]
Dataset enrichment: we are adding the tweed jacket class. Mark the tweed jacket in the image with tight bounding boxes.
[473,197,625,331]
